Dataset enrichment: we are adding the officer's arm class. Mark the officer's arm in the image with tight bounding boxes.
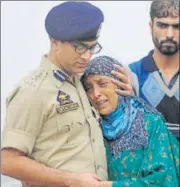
[1,148,73,186]
[1,148,102,187]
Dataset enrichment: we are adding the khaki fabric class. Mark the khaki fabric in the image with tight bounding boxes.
[2,56,108,187]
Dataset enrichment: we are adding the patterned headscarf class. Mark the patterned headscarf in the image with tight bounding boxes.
[81,55,122,91]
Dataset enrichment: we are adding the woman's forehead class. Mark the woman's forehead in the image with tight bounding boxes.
[86,75,113,82]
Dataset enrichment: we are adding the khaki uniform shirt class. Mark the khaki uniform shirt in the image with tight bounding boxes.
[2,56,108,187]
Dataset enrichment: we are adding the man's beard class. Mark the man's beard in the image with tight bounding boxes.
[152,36,179,56]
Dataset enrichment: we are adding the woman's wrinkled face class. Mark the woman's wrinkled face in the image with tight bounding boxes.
[86,75,119,115]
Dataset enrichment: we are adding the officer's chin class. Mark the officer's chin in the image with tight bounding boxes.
[76,67,87,74]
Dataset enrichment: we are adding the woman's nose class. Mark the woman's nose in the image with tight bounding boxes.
[93,88,101,98]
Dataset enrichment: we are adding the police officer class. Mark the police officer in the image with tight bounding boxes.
[1,2,132,187]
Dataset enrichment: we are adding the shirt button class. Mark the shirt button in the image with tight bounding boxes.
[96,165,100,170]
[92,138,95,143]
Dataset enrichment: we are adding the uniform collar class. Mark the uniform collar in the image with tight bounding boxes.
[40,55,79,88]
[142,50,159,72]
[40,55,71,82]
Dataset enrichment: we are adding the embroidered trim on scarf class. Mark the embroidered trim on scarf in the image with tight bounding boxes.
[103,96,161,159]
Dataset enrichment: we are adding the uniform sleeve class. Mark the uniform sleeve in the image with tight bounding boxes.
[2,87,46,155]
[112,114,179,187]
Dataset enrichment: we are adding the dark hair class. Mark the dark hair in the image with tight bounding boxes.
[150,0,179,21]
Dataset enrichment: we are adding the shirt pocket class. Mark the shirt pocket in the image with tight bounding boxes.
[56,109,87,146]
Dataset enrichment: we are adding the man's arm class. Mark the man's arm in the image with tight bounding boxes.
[1,148,101,187]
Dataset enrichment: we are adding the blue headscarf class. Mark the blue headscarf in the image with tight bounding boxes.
[81,55,159,158]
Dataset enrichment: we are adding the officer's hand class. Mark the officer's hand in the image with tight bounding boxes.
[70,173,102,187]
[111,64,134,96]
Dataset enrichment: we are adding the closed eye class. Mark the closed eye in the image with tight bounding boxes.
[98,81,110,87]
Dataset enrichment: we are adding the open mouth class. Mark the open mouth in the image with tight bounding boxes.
[96,99,108,107]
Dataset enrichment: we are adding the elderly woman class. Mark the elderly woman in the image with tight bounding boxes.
[81,56,179,187]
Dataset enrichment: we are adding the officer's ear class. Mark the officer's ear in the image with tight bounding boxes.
[51,38,62,49]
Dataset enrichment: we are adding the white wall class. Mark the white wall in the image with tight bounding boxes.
[1,1,153,186]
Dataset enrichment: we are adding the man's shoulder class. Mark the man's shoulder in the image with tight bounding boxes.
[6,66,49,107]
[129,51,154,73]
[129,57,144,72]
[20,66,48,89]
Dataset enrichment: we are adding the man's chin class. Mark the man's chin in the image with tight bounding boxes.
[73,69,86,76]
[159,47,178,56]
[77,67,87,73]
[161,51,178,56]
